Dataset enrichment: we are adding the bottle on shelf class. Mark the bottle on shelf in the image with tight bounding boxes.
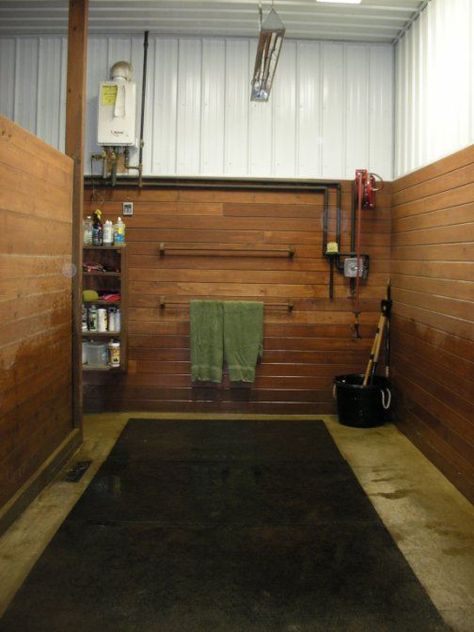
[92,209,103,246]
[103,219,114,246]
[81,305,88,331]
[88,305,98,332]
[114,216,126,245]
[83,216,93,246]
[108,340,121,367]
[107,306,121,332]
[97,307,108,332]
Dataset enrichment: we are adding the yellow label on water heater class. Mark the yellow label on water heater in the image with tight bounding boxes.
[101,84,117,106]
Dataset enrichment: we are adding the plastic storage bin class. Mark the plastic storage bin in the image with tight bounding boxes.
[84,341,108,367]
[334,373,391,428]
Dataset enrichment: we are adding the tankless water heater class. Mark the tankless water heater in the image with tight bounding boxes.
[98,61,137,146]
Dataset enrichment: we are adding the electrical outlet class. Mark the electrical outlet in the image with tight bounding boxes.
[122,202,134,216]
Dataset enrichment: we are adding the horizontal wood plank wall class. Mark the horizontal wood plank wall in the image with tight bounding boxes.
[0,116,74,508]
[391,145,474,502]
[84,181,391,414]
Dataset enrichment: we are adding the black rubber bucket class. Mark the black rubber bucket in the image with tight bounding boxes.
[333,373,392,428]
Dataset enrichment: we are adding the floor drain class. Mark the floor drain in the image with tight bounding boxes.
[63,460,92,483]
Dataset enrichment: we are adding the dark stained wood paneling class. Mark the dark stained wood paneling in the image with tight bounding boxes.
[0,116,74,509]
[391,145,474,502]
[84,181,391,414]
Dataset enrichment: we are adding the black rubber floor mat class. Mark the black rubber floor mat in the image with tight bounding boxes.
[1,419,449,632]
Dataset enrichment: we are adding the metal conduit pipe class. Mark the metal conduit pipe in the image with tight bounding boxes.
[84,176,342,191]
[123,30,149,187]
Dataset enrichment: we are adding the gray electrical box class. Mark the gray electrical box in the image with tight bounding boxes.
[344,257,368,279]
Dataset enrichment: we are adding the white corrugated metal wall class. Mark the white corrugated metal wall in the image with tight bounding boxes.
[0,35,394,180]
[395,0,474,177]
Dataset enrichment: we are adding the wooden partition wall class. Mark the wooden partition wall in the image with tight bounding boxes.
[391,146,474,502]
[0,117,77,517]
[84,180,391,413]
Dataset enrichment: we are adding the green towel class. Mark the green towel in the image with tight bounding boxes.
[224,301,264,383]
[190,300,224,383]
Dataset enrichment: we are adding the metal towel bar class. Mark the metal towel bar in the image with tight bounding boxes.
[159,297,294,312]
[159,242,295,258]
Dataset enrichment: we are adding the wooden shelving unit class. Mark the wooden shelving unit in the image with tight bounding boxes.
[82,245,127,372]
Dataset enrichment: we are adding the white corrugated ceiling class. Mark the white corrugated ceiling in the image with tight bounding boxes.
[0,0,426,42]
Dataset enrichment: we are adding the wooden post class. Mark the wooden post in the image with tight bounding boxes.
[65,0,88,431]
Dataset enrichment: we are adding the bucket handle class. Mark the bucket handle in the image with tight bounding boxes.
[381,387,391,410]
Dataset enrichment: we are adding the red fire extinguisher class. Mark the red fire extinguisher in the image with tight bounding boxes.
[355,169,383,210]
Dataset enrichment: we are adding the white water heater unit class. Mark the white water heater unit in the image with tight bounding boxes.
[98,61,137,146]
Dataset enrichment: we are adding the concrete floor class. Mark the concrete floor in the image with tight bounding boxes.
[0,413,473,631]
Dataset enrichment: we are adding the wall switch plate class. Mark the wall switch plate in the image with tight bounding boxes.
[122,202,134,216]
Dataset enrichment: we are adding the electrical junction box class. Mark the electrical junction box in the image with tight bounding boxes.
[344,257,369,279]
[98,81,137,146]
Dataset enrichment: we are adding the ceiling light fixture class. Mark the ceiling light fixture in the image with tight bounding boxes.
[251,3,286,102]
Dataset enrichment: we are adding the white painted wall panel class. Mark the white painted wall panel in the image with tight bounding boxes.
[85,37,108,173]
[368,46,393,179]
[0,39,15,120]
[224,39,249,176]
[321,43,345,178]
[37,38,62,150]
[176,39,202,175]
[126,36,146,170]
[15,38,38,134]
[58,37,67,153]
[200,39,225,176]
[273,41,297,178]
[344,45,369,177]
[296,41,321,178]
[471,0,474,144]
[395,0,474,177]
[152,38,178,175]
[0,34,394,180]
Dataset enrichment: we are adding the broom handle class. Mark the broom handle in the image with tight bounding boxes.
[363,313,385,386]
[370,315,386,380]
